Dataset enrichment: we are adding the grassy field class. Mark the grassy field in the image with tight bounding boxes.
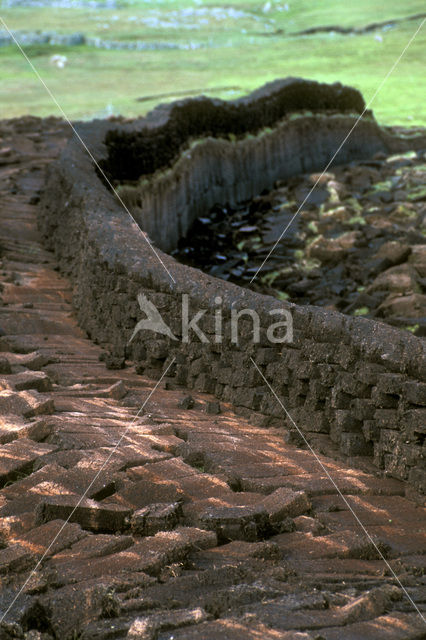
[0,0,425,124]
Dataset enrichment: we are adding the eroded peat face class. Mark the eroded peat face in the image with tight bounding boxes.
[38,77,426,486]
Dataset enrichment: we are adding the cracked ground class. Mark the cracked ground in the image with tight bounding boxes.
[0,117,425,639]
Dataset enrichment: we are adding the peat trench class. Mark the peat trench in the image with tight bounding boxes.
[38,78,426,491]
[0,114,425,640]
[172,148,426,335]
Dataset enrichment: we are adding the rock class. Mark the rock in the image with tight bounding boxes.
[293,515,325,535]
[131,502,182,536]
[403,381,426,406]
[375,241,411,266]
[321,205,352,222]
[408,244,426,277]
[0,417,51,445]
[37,580,112,639]
[104,380,127,400]
[377,293,426,318]
[368,264,420,294]
[0,544,35,575]
[14,520,86,558]
[196,503,270,542]
[179,395,194,409]
[127,607,208,640]
[261,487,311,522]
[0,357,11,374]
[0,438,55,487]
[0,390,54,418]
[340,585,401,624]
[307,232,360,264]
[104,354,125,370]
[11,371,52,393]
[205,401,221,415]
[35,495,132,533]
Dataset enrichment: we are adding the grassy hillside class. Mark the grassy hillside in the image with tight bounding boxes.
[0,0,424,124]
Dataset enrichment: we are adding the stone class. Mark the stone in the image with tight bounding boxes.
[0,357,11,374]
[131,502,182,536]
[0,417,51,445]
[375,241,411,266]
[307,232,360,264]
[293,515,325,535]
[35,495,132,533]
[205,401,221,415]
[104,354,125,370]
[38,580,113,639]
[377,293,426,318]
[112,479,185,510]
[0,390,54,418]
[0,438,56,487]
[195,502,269,542]
[14,519,87,558]
[368,263,419,294]
[178,395,194,409]
[318,612,426,640]
[403,381,426,406]
[340,433,373,456]
[261,487,311,522]
[0,543,35,575]
[102,380,127,400]
[56,533,134,560]
[127,607,208,640]
[11,371,52,393]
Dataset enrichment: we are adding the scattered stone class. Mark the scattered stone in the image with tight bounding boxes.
[173,150,425,331]
[179,395,195,409]
[131,502,182,536]
[104,354,125,370]
[35,495,132,533]
[261,487,311,522]
[56,533,134,560]
[196,503,270,542]
[0,356,11,374]
[127,607,208,640]
[11,371,52,393]
[14,519,87,558]
[375,241,411,266]
[205,400,221,415]
[103,380,127,400]
[0,389,54,418]
[0,416,51,445]
[0,438,56,487]
[293,515,325,535]
[0,543,34,575]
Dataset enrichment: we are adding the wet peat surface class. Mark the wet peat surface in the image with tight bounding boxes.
[173,149,426,335]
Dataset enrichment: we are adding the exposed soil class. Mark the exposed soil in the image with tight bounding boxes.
[174,148,426,336]
[0,117,425,639]
[100,78,365,182]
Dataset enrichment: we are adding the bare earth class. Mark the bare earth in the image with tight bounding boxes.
[0,117,425,639]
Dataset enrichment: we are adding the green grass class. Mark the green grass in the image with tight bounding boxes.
[0,0,425,124]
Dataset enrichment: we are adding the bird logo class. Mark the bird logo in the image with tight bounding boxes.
[127,293,177,345]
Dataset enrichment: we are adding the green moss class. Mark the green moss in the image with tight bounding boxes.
[353,306,369,316]
[276,291,290,301]
[405,324,419,333]
[347,215,366,225]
